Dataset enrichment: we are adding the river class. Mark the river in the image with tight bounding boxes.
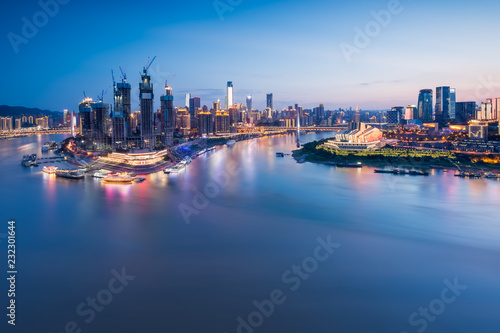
[0,132,499,333]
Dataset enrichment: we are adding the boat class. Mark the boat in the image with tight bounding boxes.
[430,165,445,170]
[227,140,236,147]
[164,161,187,174]
[55,169,84,180]
[374,169,397,174]
[103,172,134,184]
[21,154,37,167]
[276,152,285,157]
[408,170,429,176]
[484,173,500,179]
[455,171,482,178]
[182,156,193,164]
[134,176,147,182]
[42,144,50,152]
[43,166,58,174]
[93,172,107,178]
[336,162,362,168]
[207,146,216,152]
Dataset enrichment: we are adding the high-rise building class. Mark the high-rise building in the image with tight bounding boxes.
[406,105,418,120]
[455,102,476,124]
[197,111,213,136]
[63,109,69,126]
[160,82,175,146]
[435,86,455,124]
[15,118,21,130]
[189,97,201,118]
[246,96,252,112]
[79,98,93,137]
[185,93,191,108]
[387,107,405,124]
[266,93,273,110]
[114,79,132,136]
[215,111,230,133]
[418,89,433,123]
[226,81,233,109]
[140,67,154,149]
[112,110,126,149]
[92,102,109,146]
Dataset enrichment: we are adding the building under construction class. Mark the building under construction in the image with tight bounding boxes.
[78,57,175,151]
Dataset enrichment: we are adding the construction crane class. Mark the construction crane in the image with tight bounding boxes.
[143,56,156,75]
[83,91,87,99]
[119,66,127,81]
[111,69,116,88]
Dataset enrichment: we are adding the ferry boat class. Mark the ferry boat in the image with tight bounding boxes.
[55,169,84,180]
[21,154,37,167]
[207,146,216,152]
[408,170,429,176]
[93,172,107,178]
[103,172,134,184]
[43,166,58,174]
[276,152,285,157]
[455,170,482,178]
[134,176,147,182]
[164,161,187,174]
[484,172,500,179]
[336,162,362,168]
[226,140,236,147]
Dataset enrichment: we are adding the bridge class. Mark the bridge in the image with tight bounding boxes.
[0,128,73,138]
[261,125,348,131]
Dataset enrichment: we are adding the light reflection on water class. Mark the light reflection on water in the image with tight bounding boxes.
[0,133,500,333]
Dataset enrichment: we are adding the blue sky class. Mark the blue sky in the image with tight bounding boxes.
[1,0,500,112]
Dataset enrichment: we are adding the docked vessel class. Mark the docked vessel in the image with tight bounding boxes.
[43,166,58,174]
[182,156,193,164]
[484,173,500,179]
[134,176,147,182]
[455,171,482,178]
[103,173,134,184]
[336,162,362,168]
[93,172,107,178]
[164,161,187,174]
[276,152,285,157]
[55,169,85,180]
[374,169,428,176]
[21,154,37,167]
[42,144,50,152]
[226,140,236,147]
[206,146,216,152]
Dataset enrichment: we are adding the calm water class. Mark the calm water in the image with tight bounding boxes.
[1,133,499,333]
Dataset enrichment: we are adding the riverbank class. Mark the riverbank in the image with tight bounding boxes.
[293,139,500,171]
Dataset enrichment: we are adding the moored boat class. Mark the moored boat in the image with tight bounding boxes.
[226,140,236,147]
[336,162,362,168]
[55,169,84,180]
[43,166,58,174]
[103,172,134,184]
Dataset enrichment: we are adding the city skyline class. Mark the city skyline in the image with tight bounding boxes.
[2,0,500,112]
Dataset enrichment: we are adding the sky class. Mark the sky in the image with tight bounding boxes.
[1,0,500,112]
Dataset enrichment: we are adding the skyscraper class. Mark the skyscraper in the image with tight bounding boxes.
[418,89,433,123]
[114,79,132,136]
[189,97,201,118]
[246,96,252,112]
[455,102,476,124]
[435,86,455,124]
[140,67,154,149]
[387,107,405,124]
[266,93,273,110]
[197,111,213,136]
[226,81,233,109]
[185,93,191,108]
[160,82,174,146]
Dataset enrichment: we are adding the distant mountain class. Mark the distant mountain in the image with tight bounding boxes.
[0,105,62,119]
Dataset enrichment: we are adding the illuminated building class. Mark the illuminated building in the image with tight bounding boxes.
[185,93,191,108]
[435,86,455,124]
[215,111,230,133]
[418,89,433,123]
[79,98,93,137]
[246,96,252,112]
[160,82,174,146]
[140,65,155,149]
[468,120,489,142]
[197,111,213,136]
[324,123,384,151]
[266,93,273,110]
[114,79,132,136]
[112,110,126,148]
[63,109,69,126]
[226,81,233,109]
[387,107,404,124]
[189,97,200,118]
[15,118,21,130]
[406,105,418,120]
[176,108,191,136]
[28,116,34,124]
[213,99,221,111]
